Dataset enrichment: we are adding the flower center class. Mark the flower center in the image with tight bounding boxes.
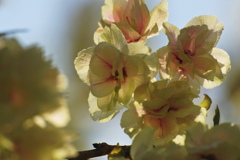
[184,49,195,57]
[112,68,127,82]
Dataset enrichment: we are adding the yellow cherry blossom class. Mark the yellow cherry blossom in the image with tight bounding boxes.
[156,15,231,90]
[95,0,168,43]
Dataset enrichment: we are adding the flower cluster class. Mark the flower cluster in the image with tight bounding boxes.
[131,123,240,160]
[0,37,76,160]
[74,0,232,159]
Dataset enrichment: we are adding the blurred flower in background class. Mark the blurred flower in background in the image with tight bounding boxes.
[0,37,76,159]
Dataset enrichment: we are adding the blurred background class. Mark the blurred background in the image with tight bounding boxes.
[0,0,240,159]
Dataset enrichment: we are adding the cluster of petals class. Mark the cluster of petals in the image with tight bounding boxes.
[95,0,168,43]
[75,25,152,122]
[156,15,231,90]
[121,80,200,143]
[131,123,240,160]
[183,122,240,160]
[89,42,150,107]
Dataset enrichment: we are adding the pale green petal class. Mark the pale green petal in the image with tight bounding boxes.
[130,55,150,87]
[89,70,117,97]
[198,76,223,89]
[185,123,209,148]
[194,30,220,55]
[118,77,135,105]
[123,42,150,55]
[153,80,169,90]
[203,123,240,146]
[193,56,216,80]
[211,48,231,76]
[120,103,143,138]
[97,93,117,112]
[142,53,159,79]
[130,127,155,159]
[134,83,152,103]
[162,22,180,50]
[143,98,167,111]
[185,15,223,30]
[94,24,127,51]
[102,0,114,22]
[74,47,94,85]
[147,0,168,31]
[152,87,175,100]
[88,93,123,122]
[124,55,139,77]
[90,42,120,76]
[169,98,200,118]
[193,49,229,89]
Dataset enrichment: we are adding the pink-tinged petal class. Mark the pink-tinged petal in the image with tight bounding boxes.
[185,16,224,54]
[90,42,120,77]
[116,21,141,42]
[102,0,115,23]
[124,0,134,18]
[147,0,168,32]
[162,22,180,50]
[112,0,128,22]
[74,47,94,85]
[143,115,178,141]
[89,70,117,97]
[178,25,207,55]
[130,0,150,34]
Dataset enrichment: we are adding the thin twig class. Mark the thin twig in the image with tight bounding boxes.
[67,143,131,160]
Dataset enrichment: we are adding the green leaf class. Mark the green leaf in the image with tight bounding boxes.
[198,94,212,110]
[213,105,220,126]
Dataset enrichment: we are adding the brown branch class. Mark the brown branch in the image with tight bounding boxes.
[67,143,131,160]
